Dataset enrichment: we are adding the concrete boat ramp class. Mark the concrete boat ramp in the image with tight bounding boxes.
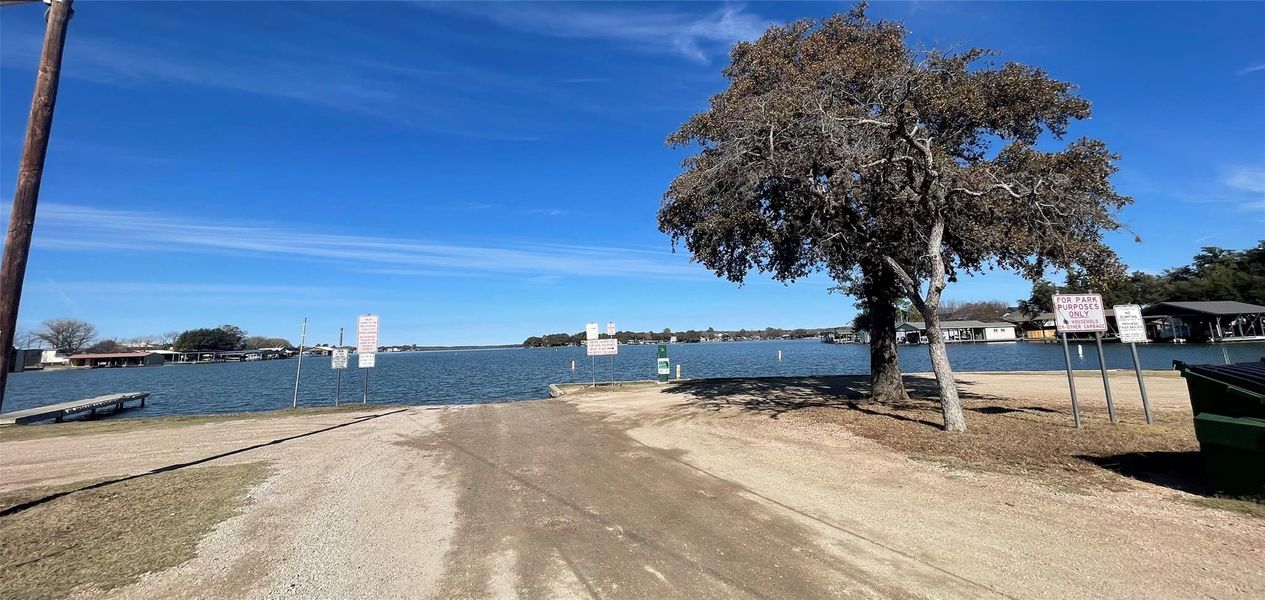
[0,391,150,425]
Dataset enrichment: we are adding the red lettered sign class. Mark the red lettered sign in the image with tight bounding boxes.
[1052,294,1108,333]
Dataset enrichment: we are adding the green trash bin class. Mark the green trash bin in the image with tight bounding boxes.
[1176,360,1265,496]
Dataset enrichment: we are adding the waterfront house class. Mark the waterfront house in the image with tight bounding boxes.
[1141,301,1265,343]
[39,349,69,366]
[67,352,164,368]
[1004,309,1119,341]
[821,327,870,344]
[896,321,1018,344]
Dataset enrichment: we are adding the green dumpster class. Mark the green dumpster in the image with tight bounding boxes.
[1175,360,1265,496]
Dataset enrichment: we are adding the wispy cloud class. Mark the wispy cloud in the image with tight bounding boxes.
[1226,167,1265,210]
[522,208,570,217]
[30,204,702,280]
[0,24,542,141]
[3,30,401,116]
[457,202,499,210]
[20,280,439,310]
[433,3,768,63]
[1237,62,1265,75]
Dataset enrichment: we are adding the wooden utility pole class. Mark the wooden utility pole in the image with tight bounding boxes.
[0,0,75,412]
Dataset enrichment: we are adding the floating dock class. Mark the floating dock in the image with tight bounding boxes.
[0,392,151,425]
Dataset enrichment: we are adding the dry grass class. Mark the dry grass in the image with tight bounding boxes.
[0,462,270,600]
[1188,496,1265,519]
[794,398,1197,490]
[0,404,400,443]
[790,397,1263,516]
[666,375,1261,514]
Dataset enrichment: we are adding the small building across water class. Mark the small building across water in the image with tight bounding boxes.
[66,352,165,368]
[897,321,1018,344]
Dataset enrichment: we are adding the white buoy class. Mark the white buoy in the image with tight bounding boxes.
[777,350,783,362]
[1077,345,1083,358]
[571,360,576,371]
[676,364,681,380]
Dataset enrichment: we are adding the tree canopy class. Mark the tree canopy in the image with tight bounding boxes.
[174,327,242,351]
[84,339,128,354]
[1021,241,1265,311]
[241,336,293,349]
[34,318,96,354]
[659,4,1129,431]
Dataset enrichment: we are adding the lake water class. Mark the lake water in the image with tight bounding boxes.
[4,339,1264,419]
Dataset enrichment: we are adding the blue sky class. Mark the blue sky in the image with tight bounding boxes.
[1,1,1262,346]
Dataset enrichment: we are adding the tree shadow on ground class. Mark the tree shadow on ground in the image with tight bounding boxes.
[663,375,1070,428]
[1079,451,1211,496]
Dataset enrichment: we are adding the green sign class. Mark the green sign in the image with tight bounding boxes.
[656,344,669,383]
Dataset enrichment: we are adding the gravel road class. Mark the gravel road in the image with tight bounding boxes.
[1,371,1260,598]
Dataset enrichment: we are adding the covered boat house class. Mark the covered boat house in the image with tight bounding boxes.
[67,352,165,368]
[1141,301,1265,343]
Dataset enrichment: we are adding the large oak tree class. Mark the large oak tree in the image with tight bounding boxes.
[659,5,1129,431]
[34,318,96,354]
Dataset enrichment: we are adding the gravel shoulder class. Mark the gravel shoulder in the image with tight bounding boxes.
[1,371,1261,599]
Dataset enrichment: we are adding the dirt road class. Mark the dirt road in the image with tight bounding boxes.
[1,372,1261,598]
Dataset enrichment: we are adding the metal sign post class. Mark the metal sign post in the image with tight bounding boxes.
[292,317,307,408]
[607,321,616,382]
[1114,304,1153,424]
[357,314,379,404]
[332,328,348,407]
[1053,293,1111,428]
[1060,332,1082,428]
[586,322,599,387]
[587,338,618,387]
[1093,331,1117,423]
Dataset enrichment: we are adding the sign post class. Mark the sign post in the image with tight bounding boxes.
[586,337,617,386]
[357,314,379,404]
[332,327,348,406]
[607,321,617,380]
[1053,294,1111,428]
[292,317,307,408]
[585,322,599,386]
[657,344,670,384]
[1114,304,1153,424]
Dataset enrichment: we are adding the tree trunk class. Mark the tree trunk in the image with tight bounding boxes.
[869,319,906,402]
[864,263,908,402]
[918,214,966,432]
[922,309,966,432]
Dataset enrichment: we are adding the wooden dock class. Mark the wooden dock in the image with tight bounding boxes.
[0,392,151,425]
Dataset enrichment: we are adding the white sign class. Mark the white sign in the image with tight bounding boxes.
[358,352,376,368]
[1114,304,1147,344]
[607,321,616,336]
[1053,294,1108,333]
[587,338,618,356]
[331,348,349,369]
[657,358,670,375]
[357,314,379,353]
[585,322,599,341]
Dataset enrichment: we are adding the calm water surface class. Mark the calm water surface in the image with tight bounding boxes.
[5,339,1263,419]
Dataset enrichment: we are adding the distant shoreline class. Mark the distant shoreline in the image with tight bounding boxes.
[408,344,522,352]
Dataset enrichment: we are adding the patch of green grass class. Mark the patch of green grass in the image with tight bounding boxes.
[0,404,402,443]
[1187,496,1265,519]
[0,462,270,600]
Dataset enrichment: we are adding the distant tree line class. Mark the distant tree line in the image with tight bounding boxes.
[522,326,831,347]
[1019,241,1265,314]
[172,325,292,351]
[21,319,293,354]
[854,299,1011,330]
